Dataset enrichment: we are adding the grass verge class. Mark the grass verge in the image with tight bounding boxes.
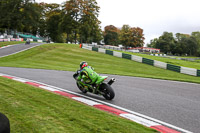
[0,43,199,83]
[0,76,157,133]
[112,50,200,69]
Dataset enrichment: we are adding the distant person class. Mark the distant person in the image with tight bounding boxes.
[25,39,30,45]
[0,112,10,133]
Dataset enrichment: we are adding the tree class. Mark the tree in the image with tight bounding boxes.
[46,13,63,42]
[175,33,190,55]
[104,25,119,45]
[157,32,175,54]
[148,31,200,56]
[119,25,145,48]
[129,27,145,47]
[191,32,200,56]
[38,3,63,40]
[59,12,74,43]
[79,0,102,43]
[147,38,158,48]
[44,4,63,42]
[0,0,103,43]
[63,0,82,44]
[90,22,103,43]
[63,0,102,44]
[119,25,131,48]
[0,0,22,32]
[187,36,198,56]
[0,0,41,34]
[20,2,42,35]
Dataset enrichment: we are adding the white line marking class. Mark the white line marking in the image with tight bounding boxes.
[72,97,101,106]
[120,113,160,127]
[39,86,57,92]
[13,78,27,83]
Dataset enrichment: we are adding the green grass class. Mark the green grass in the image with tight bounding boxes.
[0,76,157,133]
[112,50,200,69]
[0,43,199,83]
[0,41,25,47]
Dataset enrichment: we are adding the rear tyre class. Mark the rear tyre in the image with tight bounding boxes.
[76,82,87,93]
[100,83,115,100]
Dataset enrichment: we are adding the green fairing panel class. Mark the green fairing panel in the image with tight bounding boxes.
[96,76,108,84]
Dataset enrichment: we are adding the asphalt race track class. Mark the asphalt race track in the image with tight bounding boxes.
[0,43,200,132]
[0,42,44,57]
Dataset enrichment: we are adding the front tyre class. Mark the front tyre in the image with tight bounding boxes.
[100,83,115,100]
[76,82,87,93]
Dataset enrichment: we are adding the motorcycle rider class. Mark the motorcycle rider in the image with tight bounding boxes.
[76,61,99,93]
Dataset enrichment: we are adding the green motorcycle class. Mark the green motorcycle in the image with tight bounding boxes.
[73,70,115,100]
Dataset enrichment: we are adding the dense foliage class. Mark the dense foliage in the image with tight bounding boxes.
[147,32,200,56]
[104,25,120,46]
[0,0,102,43]
[0,0,42,35]
[103,24,145,48]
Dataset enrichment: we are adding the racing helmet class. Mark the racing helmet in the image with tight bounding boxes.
[80,61,88,69]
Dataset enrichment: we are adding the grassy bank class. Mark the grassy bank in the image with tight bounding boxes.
[0,76,157,133]
[0,43,199,83]
[111,50,200,69]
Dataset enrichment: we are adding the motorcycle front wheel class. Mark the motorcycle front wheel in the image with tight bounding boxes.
[76,82,87,93]
[100,83,115,100]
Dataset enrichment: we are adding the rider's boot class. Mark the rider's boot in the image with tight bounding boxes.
[93,86,98,94]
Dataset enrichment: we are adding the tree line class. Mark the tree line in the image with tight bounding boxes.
[0,0,146,46]
[147,31,200,56]
[103,25,145,48]
[0,0,102,43]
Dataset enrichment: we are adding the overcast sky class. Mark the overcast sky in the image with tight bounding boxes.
[36,0,200,45]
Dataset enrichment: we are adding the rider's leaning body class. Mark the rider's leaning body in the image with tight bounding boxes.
[77,61,101,89]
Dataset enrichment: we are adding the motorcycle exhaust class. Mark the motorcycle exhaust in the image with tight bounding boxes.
[108,78,116,85]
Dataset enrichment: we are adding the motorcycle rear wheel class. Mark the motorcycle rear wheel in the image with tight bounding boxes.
[100,83,115,100]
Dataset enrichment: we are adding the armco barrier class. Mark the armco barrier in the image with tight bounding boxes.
[197,70,200,77]
[142,58,154,66]
[98,48,106,53]
[167,64,181,73]
[92,47,98,52]
[131,55,143,62]
[82,45,92,50]
[154,60,167,69]
[106,50,113,55]
[113,51,122,58]
[122,53,132,60]
[82,44,200,77]
[181,67,197,76]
